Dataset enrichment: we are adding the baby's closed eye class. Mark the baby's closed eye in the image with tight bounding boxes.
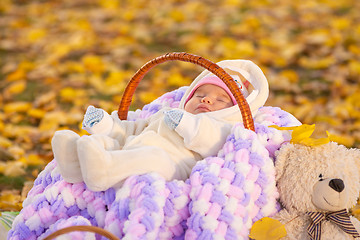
[216,97,229,102]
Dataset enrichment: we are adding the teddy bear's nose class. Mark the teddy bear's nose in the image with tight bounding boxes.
[329,178,344,193]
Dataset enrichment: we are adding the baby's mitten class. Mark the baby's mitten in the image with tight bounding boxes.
[164,109,184,130]
[82,105,104,128]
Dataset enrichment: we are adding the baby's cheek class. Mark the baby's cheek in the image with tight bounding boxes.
[219,102,233,110]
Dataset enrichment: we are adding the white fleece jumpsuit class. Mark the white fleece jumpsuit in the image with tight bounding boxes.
[53,59,269,191]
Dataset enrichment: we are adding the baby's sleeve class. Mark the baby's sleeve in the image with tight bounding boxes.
[107,111,149,140]
[83,110,149,141]
[175,112,233,157]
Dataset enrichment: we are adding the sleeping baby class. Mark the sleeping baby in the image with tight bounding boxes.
[51,59,269,191]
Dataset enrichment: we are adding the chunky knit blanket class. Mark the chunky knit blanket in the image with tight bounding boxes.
[8,87,301,240]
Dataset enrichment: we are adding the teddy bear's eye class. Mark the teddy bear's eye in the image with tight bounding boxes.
[319,174,324,181]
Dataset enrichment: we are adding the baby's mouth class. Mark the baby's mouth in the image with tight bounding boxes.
[196,104,210,112]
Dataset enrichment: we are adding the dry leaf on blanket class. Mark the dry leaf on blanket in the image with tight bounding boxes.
[270,124,330,146]
[249,217,287,240]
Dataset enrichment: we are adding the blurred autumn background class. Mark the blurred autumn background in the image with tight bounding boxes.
[1,0,360,216]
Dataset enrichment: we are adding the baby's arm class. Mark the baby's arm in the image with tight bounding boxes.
[82,106,114,135]
[165,109,233,157]
[82,106,149,142]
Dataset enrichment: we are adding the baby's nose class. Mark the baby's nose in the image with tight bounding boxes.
[201,96,212,104]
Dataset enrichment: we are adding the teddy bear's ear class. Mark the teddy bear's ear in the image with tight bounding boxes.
[274,143,295,182]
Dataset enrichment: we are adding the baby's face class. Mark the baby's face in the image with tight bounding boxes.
[184,84,234,114]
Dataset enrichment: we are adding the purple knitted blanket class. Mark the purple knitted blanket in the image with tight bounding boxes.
[8,87,301,240]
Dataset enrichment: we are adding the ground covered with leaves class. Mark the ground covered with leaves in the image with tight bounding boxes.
[1,0,360,216]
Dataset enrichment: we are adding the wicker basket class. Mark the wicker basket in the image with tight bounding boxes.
[118,52,254,131]
[43,52,254,240]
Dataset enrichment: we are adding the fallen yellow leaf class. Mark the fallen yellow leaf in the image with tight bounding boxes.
[249,217,287,240]
[299,56,336,69]
[269,125,297,131]
[4,81,27,96]
[0,137,12,148]
[19,154,45,166]
[46,42,72,61]
[6,69,26,82]
[279,70,299,83]
[327,132,355,147]
[0,164,5,175]
[330,17,350,30]
[65,61,85,73]
[28,108,46,119]
[82,55,105,73]
[0,120,3,132]
[98,0,120,9]
[59,87,87,103]
[291,124,315,144]
[269,124,331,147]
[3,102,32,113]
[169,9,185,22]
[27,28,47,43]
[104,71,128,94]
[2,125,37,139]
[187,35,212,54]
[0,192,22,211]
[168,72,191,87]
[299,137,329,146]
[139,91,158,104]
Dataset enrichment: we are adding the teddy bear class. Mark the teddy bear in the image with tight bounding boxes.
[272,141,360,240]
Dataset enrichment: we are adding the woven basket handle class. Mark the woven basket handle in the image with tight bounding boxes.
[118,52,255,131]
[42,225,119,240]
